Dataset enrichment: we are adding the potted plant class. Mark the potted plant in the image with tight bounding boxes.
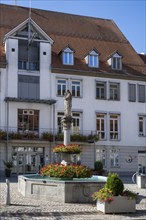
[92,173,138,213]
[94,160,104,175]
[3,160,13,177]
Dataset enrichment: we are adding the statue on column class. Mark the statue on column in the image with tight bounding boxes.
[61,90,73,130]
[64,90,72,116]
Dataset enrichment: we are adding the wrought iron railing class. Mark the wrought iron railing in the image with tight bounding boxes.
[0,127,98,142]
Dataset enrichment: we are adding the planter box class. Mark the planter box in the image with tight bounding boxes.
[97,196,136,213]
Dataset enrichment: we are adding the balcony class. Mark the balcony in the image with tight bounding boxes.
[0,128,98,143]
[18,60,39,71]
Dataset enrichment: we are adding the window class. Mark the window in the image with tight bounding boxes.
[96,82,106,99]
[110,149,120,167]
[109,83,120,101]
[85,50,99,68]
[108,53,122,70]
[88,51,99,67]
[138,85,145,102]
[96,149,106,167]
[139,115,146,136]
[18,39,39,70]
[63,48,74,65]
[128,84,136,102]
[57,79,67,96]
[57,112,82,134]
[96,113,106,140]
[18,75,40,99]
[72,112,82,133]
[71,80,81,97]
[57,112,64,133]
[112,57,121,70]
[18,109,39,132]
[109,114,120,140]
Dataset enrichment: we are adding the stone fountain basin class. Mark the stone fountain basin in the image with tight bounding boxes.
[18,174,107,203]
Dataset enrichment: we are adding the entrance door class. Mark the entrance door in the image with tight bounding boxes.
[138,153,146,174]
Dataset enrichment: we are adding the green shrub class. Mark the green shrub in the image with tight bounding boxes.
[94,160,104,174]
[71,134,88,142]
[42,132,53,141]
[105,173,124,196]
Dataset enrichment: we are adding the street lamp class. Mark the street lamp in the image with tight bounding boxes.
[88,133,99,168]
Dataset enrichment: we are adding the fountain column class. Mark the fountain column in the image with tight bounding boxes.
[61,90,73,145]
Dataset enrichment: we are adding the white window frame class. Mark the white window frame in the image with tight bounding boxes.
[57,79,67,96]
[63,48,74,65]
[88,50,99,68]
[112,54,122,70]
[71,80,81,97]
[96,149,107,167]
[109,114,120,140]
[110,149,120,167]
[109,82,120,101]
[72,112,82,134]
[57,112,64,133]
[96,113,107,140]
[96,81,106,100]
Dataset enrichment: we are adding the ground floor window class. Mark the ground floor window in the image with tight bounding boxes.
[18,109,39,133]
[96,148,106,167]
[72,112,82,133]
[110,149,120,167]
[138,153,146,174]
[12,146,44,174]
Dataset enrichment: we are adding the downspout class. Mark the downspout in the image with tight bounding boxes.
[49,102,56,163]
[5,39,9,161]
[6,100,9,161]
[53,103,56,143]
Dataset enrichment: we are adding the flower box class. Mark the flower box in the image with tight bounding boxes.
[97,196,136,213]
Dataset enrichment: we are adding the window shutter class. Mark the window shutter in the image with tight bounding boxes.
[128,84,136,102]
[138,85,145,102]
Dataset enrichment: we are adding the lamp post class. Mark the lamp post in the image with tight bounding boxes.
[88,134,98,168]
[88,140,96,168]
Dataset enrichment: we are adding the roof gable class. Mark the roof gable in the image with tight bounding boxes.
[4,18,54,44]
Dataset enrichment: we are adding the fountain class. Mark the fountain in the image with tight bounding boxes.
[18,90,107,203]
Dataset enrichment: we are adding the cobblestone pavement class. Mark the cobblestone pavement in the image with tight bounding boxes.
[0,175,146,220]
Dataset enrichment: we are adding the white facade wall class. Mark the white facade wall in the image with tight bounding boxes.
[40,42,52,99]
[5,38,18,97]
[52,73,146,148]
[0,23,146,175]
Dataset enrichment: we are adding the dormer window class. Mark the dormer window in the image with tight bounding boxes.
[63,47,74,65]
[108,52,122,70]
[85,50,99,68]
[112,56,121,70]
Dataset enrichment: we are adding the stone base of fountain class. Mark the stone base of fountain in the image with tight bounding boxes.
[18,174,106,203]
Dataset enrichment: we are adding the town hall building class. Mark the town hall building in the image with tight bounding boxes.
[0,4,146,175]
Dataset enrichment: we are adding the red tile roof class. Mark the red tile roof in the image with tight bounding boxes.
[139,54,146,64]
[0,4,146,79]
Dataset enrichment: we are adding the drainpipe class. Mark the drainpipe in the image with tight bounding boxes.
[6,100,9,161]
[52,103,56,143]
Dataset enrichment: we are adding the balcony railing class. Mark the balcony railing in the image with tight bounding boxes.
[18,60,39,71]
[0,128,98,143]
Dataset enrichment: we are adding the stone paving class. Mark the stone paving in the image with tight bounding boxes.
[0,175,146,220]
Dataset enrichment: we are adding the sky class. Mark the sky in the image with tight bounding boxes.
[0,0,146,54]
